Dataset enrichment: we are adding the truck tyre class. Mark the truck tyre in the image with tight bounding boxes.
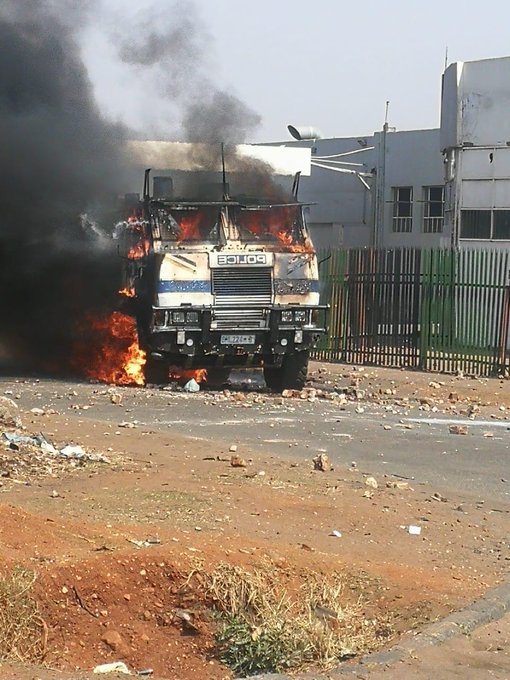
[143,357,169,385]
[263,366,282,391]
[264,351,310,391]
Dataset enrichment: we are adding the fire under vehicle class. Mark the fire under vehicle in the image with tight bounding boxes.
[118,170,327,389]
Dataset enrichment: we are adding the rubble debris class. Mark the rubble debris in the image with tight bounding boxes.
[0,430,110,484]
[2,432,57,454]
[449,424,468,435]
[313,453,330,471]
[110,393,122,404]
[365,476,378,489]
[184,378,200,393]
[30,407,46,415]
[386,481,411,490]
[93,661,131,674]
[0,397,22,429]
[127,538,161,548]
[330,529,342,538]
[407,525,422,535]
[230,454,247,468]
[229,444,238,453]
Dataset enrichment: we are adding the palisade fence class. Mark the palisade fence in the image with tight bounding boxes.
[312,247,510,376]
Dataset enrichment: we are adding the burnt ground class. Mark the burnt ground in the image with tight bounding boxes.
[0,361,508,678]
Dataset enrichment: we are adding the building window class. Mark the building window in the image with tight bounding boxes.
[423,186,444,233]
[493,211,510,239]
[392,187,412,232]
[461,209,510,240]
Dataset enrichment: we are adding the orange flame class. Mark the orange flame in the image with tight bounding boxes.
[237,207,314,253]
[73,312,146,386]
[169,368,208,384]
[176,210,216,242]
[119,287,135,298]
[128,239,150,259]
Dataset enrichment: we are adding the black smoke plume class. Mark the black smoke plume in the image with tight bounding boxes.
[0,0,129,370]
[113,1,286,200]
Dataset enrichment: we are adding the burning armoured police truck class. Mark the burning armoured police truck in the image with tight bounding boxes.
[119,170,326,390]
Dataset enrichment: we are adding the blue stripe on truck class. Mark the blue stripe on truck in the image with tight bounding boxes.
[158,280,211,293]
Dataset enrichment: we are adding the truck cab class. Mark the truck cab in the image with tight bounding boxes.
[119,178,326,390]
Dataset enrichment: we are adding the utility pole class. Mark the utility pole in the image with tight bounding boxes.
[373,102,389,248]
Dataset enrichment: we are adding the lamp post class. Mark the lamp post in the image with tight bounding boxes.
[373,120,389,248]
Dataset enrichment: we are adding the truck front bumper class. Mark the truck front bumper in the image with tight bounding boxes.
[146,305,327,362]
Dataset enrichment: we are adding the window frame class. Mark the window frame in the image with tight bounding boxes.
[422,186,444,234]
[392,186,413,233]
[460,209,510,241]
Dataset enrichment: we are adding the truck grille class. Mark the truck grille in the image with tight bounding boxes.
[212,267,272,329]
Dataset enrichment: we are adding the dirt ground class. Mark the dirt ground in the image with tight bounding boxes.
[0,361,508,679]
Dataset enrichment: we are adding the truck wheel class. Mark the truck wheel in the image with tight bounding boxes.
[263,366,282,391]
[264,351,310,391]
[143,357,169,385]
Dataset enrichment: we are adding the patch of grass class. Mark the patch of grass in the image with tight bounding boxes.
[0,567,46,662]
[202,562,393,676]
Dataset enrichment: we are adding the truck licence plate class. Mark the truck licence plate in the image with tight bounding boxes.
[220,334,256,345]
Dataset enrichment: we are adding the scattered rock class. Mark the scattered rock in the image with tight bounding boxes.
[30,407,45,416]
[365,476,378,489]
[313,453,330,471]
[386,480,410,490]
[0,397,22,428]
[101,630,130,657]
[229,444,238,453]
[230,454,247,468]
[449,424,468,435]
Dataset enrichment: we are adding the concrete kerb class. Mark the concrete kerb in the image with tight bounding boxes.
[238,581,510,680]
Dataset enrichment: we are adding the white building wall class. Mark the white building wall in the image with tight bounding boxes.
[441,56,510,246]
[380,129,447,248]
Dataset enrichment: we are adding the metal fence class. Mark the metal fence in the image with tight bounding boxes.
[313,247,510,376]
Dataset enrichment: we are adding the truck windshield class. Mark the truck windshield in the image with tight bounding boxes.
[150,206,220,242]
[234,206,306,247]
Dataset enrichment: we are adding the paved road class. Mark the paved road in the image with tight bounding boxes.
[1,372,509,503]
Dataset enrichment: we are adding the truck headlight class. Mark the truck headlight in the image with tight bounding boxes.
[153,310,167,327]
[172,311,186,324]
[185,311,200,324]
[294,310,307,323]
[281,310,293,323]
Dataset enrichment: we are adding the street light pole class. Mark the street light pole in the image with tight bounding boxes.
[373,121,389,248]
[373,102,391,248]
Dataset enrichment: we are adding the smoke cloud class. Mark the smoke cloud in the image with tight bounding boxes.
[0,0,129,369]
[112,0,284,199]
[0,0,288,372]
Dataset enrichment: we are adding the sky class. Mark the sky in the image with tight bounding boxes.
[80,0,510,143]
